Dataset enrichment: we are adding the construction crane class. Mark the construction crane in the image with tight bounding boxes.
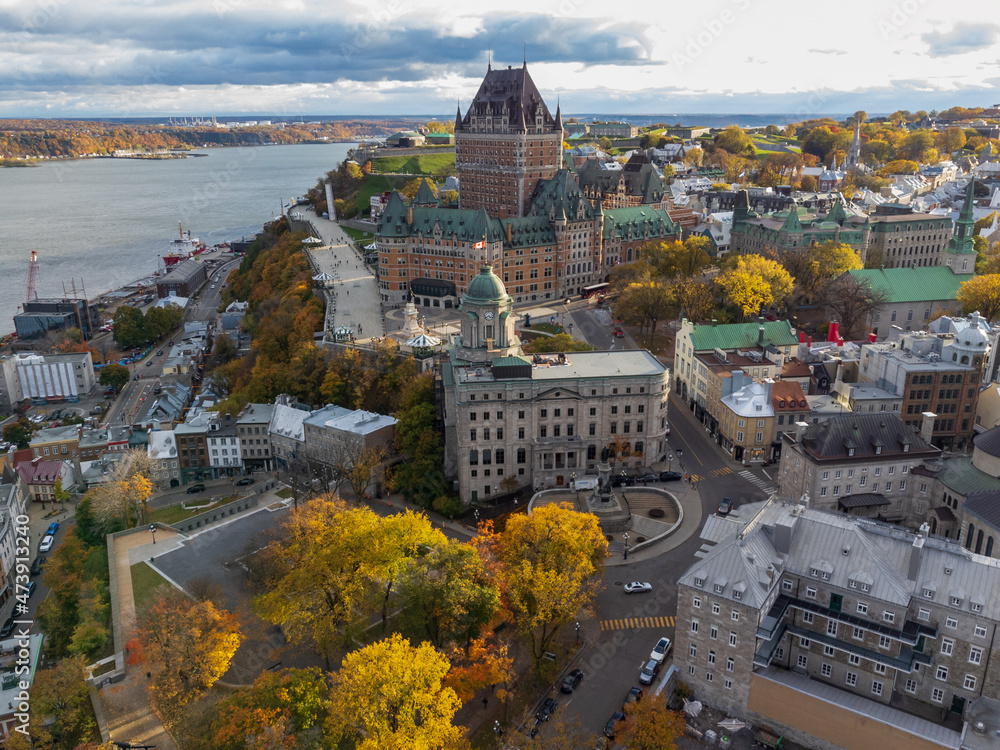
[25,250,39,305]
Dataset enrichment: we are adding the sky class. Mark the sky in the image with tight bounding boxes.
[2,0,1000,117]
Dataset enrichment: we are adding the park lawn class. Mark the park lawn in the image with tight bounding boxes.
[276,488,293,499]
[131,561,172,611]
[372,152,455,175]
[148,504,204,524]
[355,174,411,214]
[342,226,374,243]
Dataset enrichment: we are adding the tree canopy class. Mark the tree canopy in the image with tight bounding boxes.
[715,255,794,320]
[958,274,1000,321]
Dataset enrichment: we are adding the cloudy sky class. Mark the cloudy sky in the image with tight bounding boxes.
[2,0,999,117]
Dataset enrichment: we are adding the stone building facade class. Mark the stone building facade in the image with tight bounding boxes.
[441,265,669,504]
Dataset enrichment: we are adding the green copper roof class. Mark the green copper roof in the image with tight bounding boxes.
[935,455,1000,497]
[603,205,676,240]
[947,179,977,255]
[848,267,973,304]
[376,191,503,243]
[464,264,507,303]
[688,319,798,351]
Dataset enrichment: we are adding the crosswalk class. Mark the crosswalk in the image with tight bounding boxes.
[688,467,734,482]
[739,469,776,495]
[600,616,675,631]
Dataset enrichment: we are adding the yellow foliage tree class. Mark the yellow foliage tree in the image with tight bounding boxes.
[616,698,686,750]
[136,589,242,720]
[327,633,467,750]
[482,503,607,670]
[957,274,1000,321]
[716,255,794,320]
[444,635,513,703]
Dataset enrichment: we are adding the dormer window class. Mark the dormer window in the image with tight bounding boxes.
[694,577,705,588]
[875,446,882,454]
[903,444,909,452]
[951,596,963,607]
[734,589,742,600]
[715,583,724,593]
[848,448,855,456]
[923,588,934,599]
[810,568,819,578]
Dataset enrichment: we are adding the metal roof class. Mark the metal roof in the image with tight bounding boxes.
[847,267,973,304]
[687,320,798,352]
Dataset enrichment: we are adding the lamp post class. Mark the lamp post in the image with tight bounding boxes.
[575,621,580,643]
[668,454,674,472]
[570,472,577,491]
[149,524,156,545]
[473,509,480,525]
[623,532,630,561]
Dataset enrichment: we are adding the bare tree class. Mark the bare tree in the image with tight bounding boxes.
[88,448,156,527]
[330,439,386,501]
[825,276,888,340]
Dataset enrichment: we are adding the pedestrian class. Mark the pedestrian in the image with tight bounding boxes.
[483,696,489,709]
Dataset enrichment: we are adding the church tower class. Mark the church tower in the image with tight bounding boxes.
[846,119,862,170]
[455,264,521,363]
[944,178,978,274]
[454,61,564,218]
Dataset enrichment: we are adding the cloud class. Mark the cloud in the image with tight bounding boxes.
[922,23,1000,56]
[808,48,847,56]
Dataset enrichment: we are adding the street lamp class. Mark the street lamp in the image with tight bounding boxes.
[473,509,480,525]
[668,454,674,472]
[149,524,156,544]
[575,621,580,643]
[623,532,630,561]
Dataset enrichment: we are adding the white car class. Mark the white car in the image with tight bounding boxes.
[39,535,55,553]
[624,581,652,594]
[650,636,672,663]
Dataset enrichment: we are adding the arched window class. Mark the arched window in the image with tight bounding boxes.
[987,537,995,558]
[482,449,492,465]
[967,523,976,549]
[976,529,984,555]
[495,449,505,464]
[961,355,970,365]
[470,449,479,466]
[930,517,938,534]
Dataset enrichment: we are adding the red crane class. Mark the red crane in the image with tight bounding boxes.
[25,250,39,304]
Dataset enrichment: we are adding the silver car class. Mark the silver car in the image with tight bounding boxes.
[639,659,661,685]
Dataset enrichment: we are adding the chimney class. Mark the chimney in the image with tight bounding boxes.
[868,332,877,343]
[758,325,765,345]
[799,331,806,344]
[506,223,512,244]
[838,338,844,347]
[907,533,926,581]
[794,420,810,439]
[406,207,413,224]
[828,321,839,342]
[920,411,937,444]
[807,336,812,347]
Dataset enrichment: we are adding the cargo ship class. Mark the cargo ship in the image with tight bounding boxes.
[162,223,206,268]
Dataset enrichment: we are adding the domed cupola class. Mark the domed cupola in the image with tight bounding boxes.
[456,264,521,363]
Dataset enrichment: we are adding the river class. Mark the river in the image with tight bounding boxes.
[0,142,355,336]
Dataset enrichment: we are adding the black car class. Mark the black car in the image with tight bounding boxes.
[659,470,683,482]
[30,557,45,576]
[638,474,658,483]
[25,581,36,599]
[610,475,637,488]
[623,686,643,709]
[0,617,15,639]
[603,711,625,739]
[536,697,557,722]
[186,483,206,494]
[560,668,584,693]
[235,477,254,486]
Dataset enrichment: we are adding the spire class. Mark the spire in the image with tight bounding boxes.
[554,98,563,132]
[523,43,527,66]
[946,178,977,255]
[847,118,862,169]
[487,49,492,71]
[961,177,976,222]
[455,101,463,132]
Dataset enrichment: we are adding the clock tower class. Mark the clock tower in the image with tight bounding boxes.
[456,264,521,363]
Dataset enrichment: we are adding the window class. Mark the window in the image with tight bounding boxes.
[689,644,697,658]
[692,596,701,609]
[946,617,958,629]
[879,635,891,650]
[724,678,733,690]
[846,672,857,686]
[883,611,895,624]
[729,632,738,647]
[805,587,817,599]
[932,687,944,703]
[802,612,814,624]
[905,679,917,694]
[965,674,978,690]
[708,650,716,665]
[712,602,721,615]
[800,637,811,649]
[689,665,696,675]
[857,602,868,615]
[710,625,718,640]
[731,610,740,622]
[691,619,699,633]
[726,657,734,672]
[969,646,983,665]
[975,625,988,638]
[853,626,864,640]
[706,672,714,682]
[936,665,949,681]
[849,654,860,665]
[782,579,794,592]
[827,620,838,637]
[874,663,886,675]
[797,654,808,668]
[821,663,832,677]
[941,638,954,656]
[871,680,883,697]
[823,645,835,657]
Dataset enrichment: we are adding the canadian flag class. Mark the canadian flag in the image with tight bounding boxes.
[474,241,485,249]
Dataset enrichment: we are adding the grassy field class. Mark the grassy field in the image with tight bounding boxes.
[131,561,172,611]
[342,226,374,243]
[372,152,455,175]
[355,174,409,213]
[146,499,231,525]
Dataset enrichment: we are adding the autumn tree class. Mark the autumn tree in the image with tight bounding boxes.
[799,174,818,192]
[937,127,967,153]
[12,656,98,748]
[523,716,604,749]
[958,274,1000,321]
[716,255,794,320]
[328,440,386,502]
[783,240,862,304]
[642,236,712,278]
[397,538,500,648]
[444,635,514,703]
[522,332,595,353]
[608,258,654,292]
[326,634,466,750]
[35,531,86,657]
[98,362,130,392]
[137,589,242,720]
[88,448,154,528]
[824,275,889,339]
[617,280,674,336]
[481,503,607,670]
[672,277,717,322]
[713,126,754,156]
[2,418,34,449]
[616,698,686,750]
[212,667,330,750]
[880,159,919,175]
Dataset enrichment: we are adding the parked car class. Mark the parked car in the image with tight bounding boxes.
[30,557,45,576]
[0,617,15,639]
[187,483,206,494]
[650,636,672,663]
[638,473,658,483]
[623,686,644,708]
[46,522,59,535]
[659,471,682,482]
[610,475,636,487]
[560,669,584,693]
[624,581,652,594]
[38,535,54,553]
[145,360,154,367]
[603,711,625,739]
[612,326,624,337]
[639,658,661,685]
[25,581,36,599]
[157,350,164,356]
[536,697,557,722]
[718,498,733,515]
[89,406,104,415]
[235,477,254,486]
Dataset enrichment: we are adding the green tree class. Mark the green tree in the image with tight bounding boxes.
[14,656,98,749]
[783,240,862,304]
[898,130,935,161]
[3,418,34,449]
[144,303,183,340]
[522,332,594,353]
[98,362,130,393]
[112,304,146,349]
[617,280,675,336]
